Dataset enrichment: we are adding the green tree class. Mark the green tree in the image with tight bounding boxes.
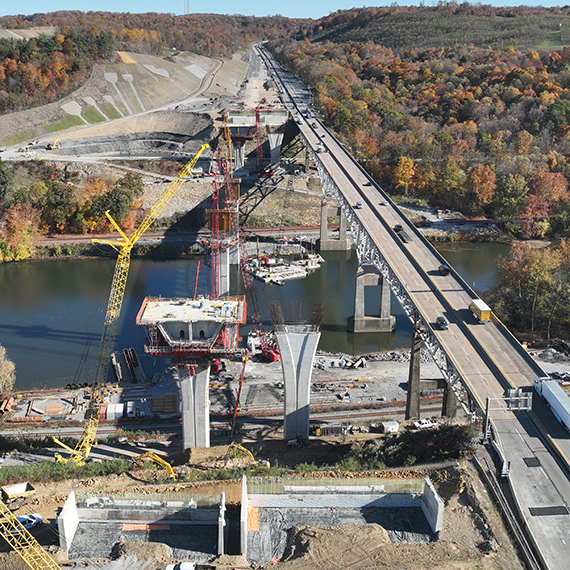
[493,174,528,224]
[0,344,15,399]
[0,159,13,203]
[434,157,465,210]
[547,99,570,136]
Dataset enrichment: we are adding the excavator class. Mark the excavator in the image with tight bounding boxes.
[133,451,177,480]
[225,442,270,469]
[52,143,210,465]
[46,138,61,150]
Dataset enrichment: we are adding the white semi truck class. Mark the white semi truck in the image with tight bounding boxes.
[534,376,570,432]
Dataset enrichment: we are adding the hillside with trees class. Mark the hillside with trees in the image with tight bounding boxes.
[303,5,570,50]
[0,11,308,114]
[271,6,570,241]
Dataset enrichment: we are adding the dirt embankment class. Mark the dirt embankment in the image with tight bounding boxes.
[0,458,524,570]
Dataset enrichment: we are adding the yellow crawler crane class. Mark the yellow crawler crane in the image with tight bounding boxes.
[133,451,176,479]
[0,500,61,570]
[53,144,210,464]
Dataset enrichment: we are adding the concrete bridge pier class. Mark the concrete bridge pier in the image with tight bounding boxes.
[274,325,321,441]
[442,385,458,418]
[318,201,352,251]
[233,144,245,171]
[219,247,230,297]
[348,266,396,332]
[405,323,422,420]
[267,131,284,165]
[178,361,211,449]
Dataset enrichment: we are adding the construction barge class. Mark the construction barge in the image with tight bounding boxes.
[244,253,324,285]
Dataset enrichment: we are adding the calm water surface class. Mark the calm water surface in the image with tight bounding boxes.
[0,242,511,391]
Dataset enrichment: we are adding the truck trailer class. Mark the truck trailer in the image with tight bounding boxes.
[534,377,570,432]
[469,299,492,322]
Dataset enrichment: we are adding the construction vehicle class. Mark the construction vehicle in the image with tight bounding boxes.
[46,138,61,150]
[225,442,269,468]
[0,499,61,570]
[53,144,210,464]
[133,451,177,480]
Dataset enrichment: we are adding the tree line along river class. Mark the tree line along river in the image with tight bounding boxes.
[0,242,510,391]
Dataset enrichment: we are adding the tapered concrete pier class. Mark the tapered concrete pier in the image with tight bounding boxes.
[178,362,211,449]
[274,324,321,441]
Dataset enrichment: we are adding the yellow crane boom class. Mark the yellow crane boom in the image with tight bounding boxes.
[54,144,210,464]
[0,501,61,570]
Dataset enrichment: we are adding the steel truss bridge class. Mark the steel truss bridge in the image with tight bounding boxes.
[256,42,570,570]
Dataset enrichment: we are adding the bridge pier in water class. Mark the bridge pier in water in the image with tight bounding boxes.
[348,265,395,333]
[178,361,211,449]
[318,201,351,251]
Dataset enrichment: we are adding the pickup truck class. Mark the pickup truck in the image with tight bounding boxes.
[413,419,437,429]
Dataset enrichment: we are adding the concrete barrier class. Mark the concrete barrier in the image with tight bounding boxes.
[421,478,444,533]
[58,490,79,553]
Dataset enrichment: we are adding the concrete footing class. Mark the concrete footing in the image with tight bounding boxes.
[178,361,211,449]
[243,476,444,564]
[348,266,395,332]
[274,325,321,441]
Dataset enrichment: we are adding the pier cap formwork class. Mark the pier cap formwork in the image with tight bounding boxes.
[136,295,246,357]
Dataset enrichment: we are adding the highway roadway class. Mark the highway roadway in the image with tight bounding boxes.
[256,42,570,570]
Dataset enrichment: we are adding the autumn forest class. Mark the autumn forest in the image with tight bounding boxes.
[1,4,570,340]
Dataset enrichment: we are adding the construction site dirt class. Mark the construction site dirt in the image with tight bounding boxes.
[0,452,524,570]
[0,348,564,569]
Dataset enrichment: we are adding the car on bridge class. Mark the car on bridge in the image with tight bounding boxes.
[436,316,449,330]
[355,201,363,209]
[438,264,450,276]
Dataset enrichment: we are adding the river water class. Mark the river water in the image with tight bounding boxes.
[0,242,511,391]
